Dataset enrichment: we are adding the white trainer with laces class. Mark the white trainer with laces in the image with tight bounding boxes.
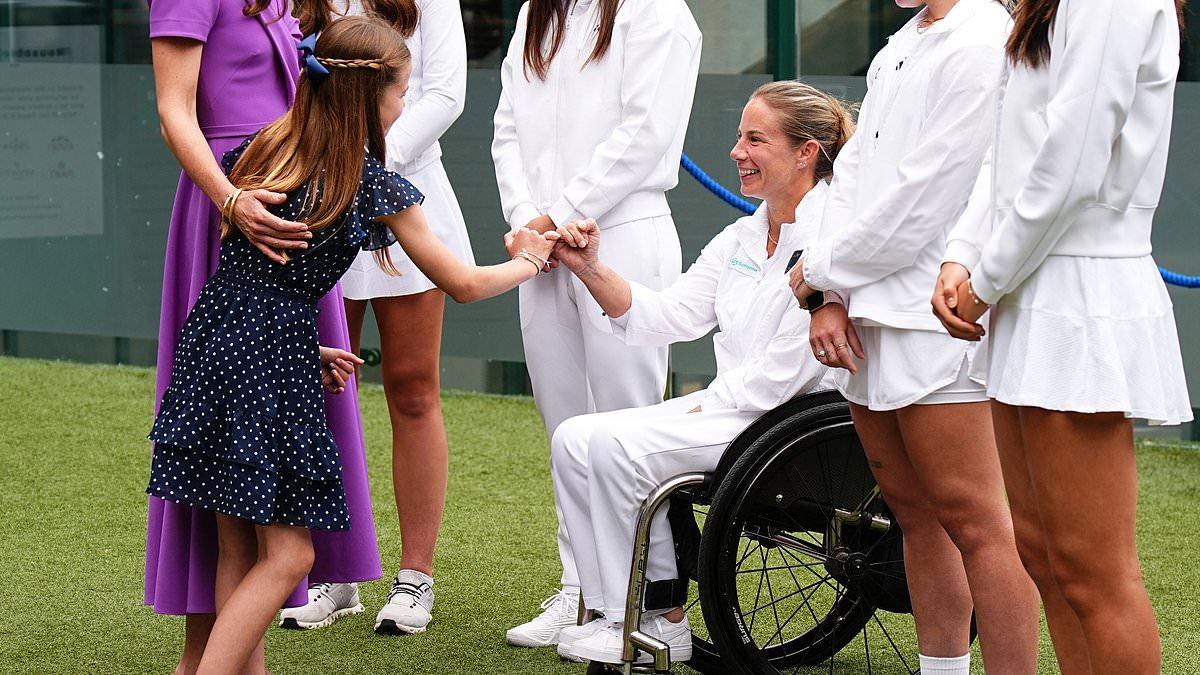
[505,589,579,648]
[567,615,693,665]
[375,569,435,635]
[278,582,364,630]
[555,618,607,662]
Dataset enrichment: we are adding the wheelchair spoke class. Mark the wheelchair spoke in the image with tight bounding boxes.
[748,546,769,634]
[736,538,764,569]
[761,552,786,648]
[871,612,916,673]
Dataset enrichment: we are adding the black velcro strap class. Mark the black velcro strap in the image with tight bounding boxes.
[643,578,689,611]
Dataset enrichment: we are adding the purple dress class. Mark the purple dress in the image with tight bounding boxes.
[145,0,381,615]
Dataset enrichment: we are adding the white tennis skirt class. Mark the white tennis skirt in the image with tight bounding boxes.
[340,159,475,299]
[985,255,1192,426]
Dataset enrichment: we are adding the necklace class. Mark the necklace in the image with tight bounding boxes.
[916,14,943,33]
[767,232,779,247]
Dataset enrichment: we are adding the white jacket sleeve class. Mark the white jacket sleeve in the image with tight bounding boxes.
[971,0,1149,303]
[491,3,541,231]
[802,45,1005,292]
[943,151,994,269]
[546,1,702,227]
[385,0,466,167]
[699,304,829,413]
[609,234,725,346]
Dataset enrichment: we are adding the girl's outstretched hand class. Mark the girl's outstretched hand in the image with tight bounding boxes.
[505,227,560,273]
[553,219,601,275]
[319,346,364,394]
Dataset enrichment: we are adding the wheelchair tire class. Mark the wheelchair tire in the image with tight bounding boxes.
[697,393,910,674]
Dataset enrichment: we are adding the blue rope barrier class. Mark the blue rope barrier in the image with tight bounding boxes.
[680,152,756,215]
[679,152,1199,288]
[1158,267,1200,288]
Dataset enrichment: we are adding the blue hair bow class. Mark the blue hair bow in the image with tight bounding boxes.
[297,34,329,83]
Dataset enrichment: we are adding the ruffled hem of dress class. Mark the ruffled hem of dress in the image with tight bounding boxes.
[986,305,1193,426]
[147,444,350,531]
[149,393,342,482]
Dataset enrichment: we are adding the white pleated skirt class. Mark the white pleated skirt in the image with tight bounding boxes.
[341,159,475,299]
[985,255,1192,426]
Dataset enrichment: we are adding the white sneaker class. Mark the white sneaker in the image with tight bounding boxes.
[505,589,579,648]
[556,618,607,662]
[375,570,435,635]
[278,582,364,630]
[568,615,693,665]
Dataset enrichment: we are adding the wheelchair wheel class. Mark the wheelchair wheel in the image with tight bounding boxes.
[698,393,923,674]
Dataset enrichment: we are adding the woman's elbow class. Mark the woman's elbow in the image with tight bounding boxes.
[446,279,481,304]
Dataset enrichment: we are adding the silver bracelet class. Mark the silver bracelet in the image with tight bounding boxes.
[514,251,543,276]
[518,248,550,273]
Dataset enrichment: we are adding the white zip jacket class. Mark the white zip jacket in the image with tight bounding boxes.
[956,0,1181,304]
[610,184,837,412]
[801,0,1010,331]
[491,0,701,231]
[347,0,466,175]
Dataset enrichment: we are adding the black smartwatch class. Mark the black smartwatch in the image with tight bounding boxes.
[803,290,830,312]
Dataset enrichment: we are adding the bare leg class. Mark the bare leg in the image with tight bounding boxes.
[1020,408,1160,674]
[849,404,973,658]
[212,514,269,675]
[992,402,1092,674]
[173,614,214,675]
[896,402,1039,673]
[344,298,369,385]
[197,521,314,675]
[373,289,448,576]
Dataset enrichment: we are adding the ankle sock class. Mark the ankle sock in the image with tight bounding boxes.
[918,653,970,674]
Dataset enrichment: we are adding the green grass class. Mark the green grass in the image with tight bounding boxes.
[0,356,1197,674]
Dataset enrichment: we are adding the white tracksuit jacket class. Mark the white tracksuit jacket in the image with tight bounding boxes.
[949,0,1181,304]
[800,0,1011,331]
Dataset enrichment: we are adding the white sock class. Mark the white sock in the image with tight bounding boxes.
[919,653,970,675]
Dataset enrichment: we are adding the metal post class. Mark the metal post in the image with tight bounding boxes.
[766,0,798,80]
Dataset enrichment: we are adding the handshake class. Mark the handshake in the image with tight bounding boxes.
[503,215,601,277]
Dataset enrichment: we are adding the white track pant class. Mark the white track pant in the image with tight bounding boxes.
[550,391,761,621]
[520,215,681,591]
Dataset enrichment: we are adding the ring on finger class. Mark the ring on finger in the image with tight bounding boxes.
[834,344,849,351]
[815,349,827,358]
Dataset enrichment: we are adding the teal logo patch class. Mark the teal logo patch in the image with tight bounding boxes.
[729,256,761,275]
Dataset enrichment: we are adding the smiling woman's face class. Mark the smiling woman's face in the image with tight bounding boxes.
[730,97,804,202]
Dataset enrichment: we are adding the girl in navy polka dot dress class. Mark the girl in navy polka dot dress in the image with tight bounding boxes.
[146,16,557,671]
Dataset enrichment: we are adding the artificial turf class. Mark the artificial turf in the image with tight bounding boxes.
[0,355,1197,674]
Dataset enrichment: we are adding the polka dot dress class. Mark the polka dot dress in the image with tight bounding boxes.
[147,135,423,531]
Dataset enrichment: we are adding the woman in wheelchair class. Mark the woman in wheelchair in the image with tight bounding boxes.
[542,81,850,666]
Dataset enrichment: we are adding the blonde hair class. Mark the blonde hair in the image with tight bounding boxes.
[750,81,856,181]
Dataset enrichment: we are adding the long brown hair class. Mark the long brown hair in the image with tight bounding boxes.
[290,0,420,38]
[1007,0,1188,68]
[226,15,411,271]
[523,0,620,80]
[751,81,856,182]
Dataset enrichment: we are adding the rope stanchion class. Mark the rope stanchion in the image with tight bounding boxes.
[679,152,1198,289]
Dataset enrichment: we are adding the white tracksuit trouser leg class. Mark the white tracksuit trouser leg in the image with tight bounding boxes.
[520,215,681,591]
[550,391,761,621]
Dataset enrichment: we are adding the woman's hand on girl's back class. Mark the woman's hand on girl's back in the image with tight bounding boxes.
[231,189,313,265]
[553,219,600,275]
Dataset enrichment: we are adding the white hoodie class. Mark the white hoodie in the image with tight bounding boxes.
[491,0,702,231]
[953,0,1181,304]
[801,0,1011,331]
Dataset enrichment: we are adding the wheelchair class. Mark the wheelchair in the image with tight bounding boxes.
[584,389,957,675]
